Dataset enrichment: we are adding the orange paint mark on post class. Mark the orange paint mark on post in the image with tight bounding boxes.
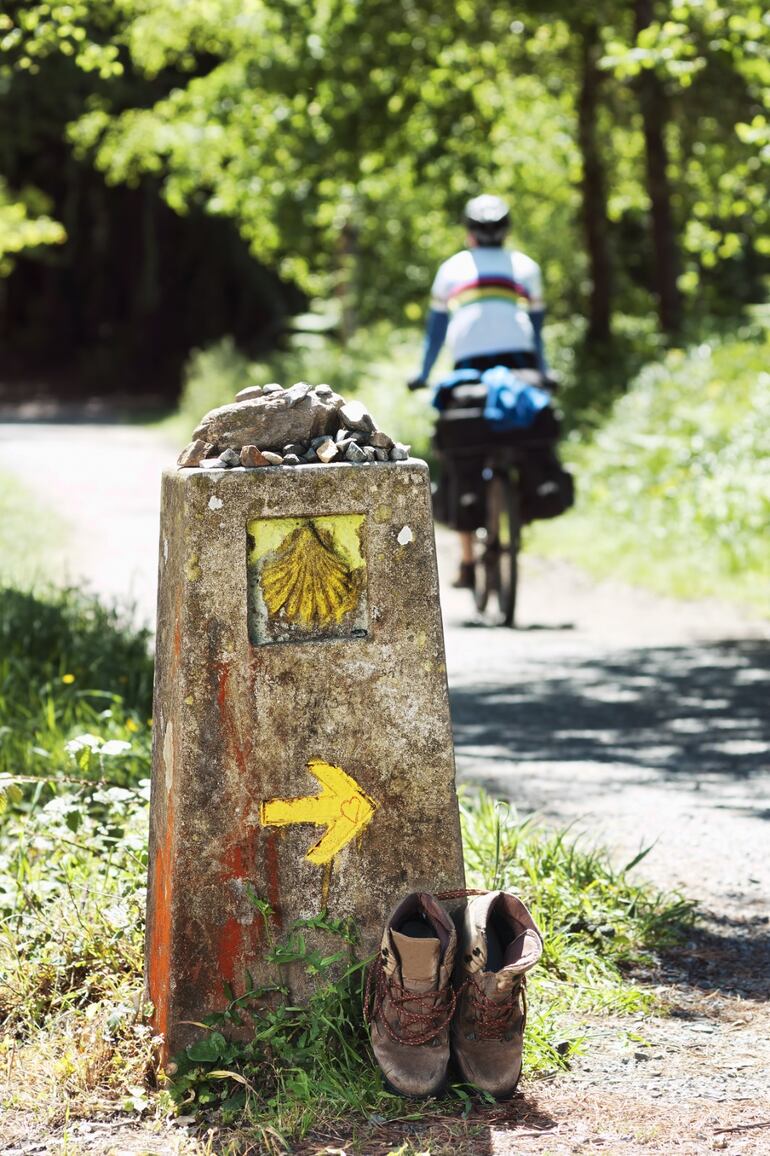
[214,659,252,778]
[147,798,175,1050]
[217,917,242,986]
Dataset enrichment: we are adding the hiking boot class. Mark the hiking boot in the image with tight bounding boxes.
[452,561,475,590]
[367,892,457,1097]
[451,890,543,1098]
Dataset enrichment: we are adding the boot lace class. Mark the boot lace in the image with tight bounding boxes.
[364,955,457,1047]
[466,973,527,1041]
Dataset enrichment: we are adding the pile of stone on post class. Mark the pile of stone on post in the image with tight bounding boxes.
[177,381,410,470]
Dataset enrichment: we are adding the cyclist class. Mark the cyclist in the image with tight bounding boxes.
[407,194,550,589]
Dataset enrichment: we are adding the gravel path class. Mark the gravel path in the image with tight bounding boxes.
[1,421,768,1155]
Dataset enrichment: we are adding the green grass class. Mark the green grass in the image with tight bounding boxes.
[529,334,770,615]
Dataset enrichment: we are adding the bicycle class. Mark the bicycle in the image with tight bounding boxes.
[432,371,567,628]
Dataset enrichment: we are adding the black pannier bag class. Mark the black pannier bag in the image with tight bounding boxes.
[518,448,575,522]
[433,379,575,526]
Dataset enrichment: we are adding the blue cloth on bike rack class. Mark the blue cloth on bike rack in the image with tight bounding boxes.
[481,366,551,430]
[431,365,551,430]
[430,369,482,411]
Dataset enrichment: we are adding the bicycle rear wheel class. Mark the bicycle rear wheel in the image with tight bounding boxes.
[474,470,520,626]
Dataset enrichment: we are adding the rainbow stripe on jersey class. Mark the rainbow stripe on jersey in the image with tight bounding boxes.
[447,275,532,312]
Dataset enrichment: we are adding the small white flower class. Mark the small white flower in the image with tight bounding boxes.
[65,733,102,754]
[100,740,132,757]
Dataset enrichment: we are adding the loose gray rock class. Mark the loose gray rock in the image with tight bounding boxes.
[374,447,389,462]
[362,445,376,463]
[220,447,241,467]
[303,447,319,463]
[283,454,301,465]
[284,382,310,406]
[262,383,284,395]
[283,443,306,457]
[261,451,284,465]
[200,457,226,470]
[335,428,350,444]
[314,383,333,398]
[339,400,375,434]
[344,442,367,463]
[240,445,271,468]
[193,392,342,451]
[177,439,213,468]
[390,443,410,461]
[370,430,394,451]
[316,438,339,464]
[235,385,264,402]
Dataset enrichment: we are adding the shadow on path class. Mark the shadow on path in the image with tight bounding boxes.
[450,639,770,788]
[663,918,770,1003]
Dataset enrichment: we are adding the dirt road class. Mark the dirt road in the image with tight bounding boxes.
[2,421,769,1154]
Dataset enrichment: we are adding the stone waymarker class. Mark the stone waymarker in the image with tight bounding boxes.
[146,459,464,1061]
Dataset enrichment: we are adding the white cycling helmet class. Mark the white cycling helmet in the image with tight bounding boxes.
[464,194,510,246]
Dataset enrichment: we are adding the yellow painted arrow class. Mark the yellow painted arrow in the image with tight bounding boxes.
[259,759,378,866]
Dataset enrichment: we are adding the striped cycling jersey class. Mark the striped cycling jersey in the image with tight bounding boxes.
[430,247,543,362]
[447,274,533,311]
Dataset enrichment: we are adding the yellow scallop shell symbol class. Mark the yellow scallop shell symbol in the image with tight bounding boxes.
[260,522,363,628]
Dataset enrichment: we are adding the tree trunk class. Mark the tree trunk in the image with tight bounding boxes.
[634,0,683,337]
[577,23,613,343]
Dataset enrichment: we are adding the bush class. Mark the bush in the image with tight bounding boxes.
[531,333,770,611]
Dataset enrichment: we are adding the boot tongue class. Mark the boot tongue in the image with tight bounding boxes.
[391,930,441,993]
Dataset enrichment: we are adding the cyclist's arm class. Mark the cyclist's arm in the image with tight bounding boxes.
[418,308,449,381]
[529,307,548,375]
[525,260,548,375]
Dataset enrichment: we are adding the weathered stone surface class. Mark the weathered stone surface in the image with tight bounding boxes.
[146,463,464,1063]
[370,430,395,451]
[200,457,226,469]
[303,447,319,463]
[193,392,342,452]
[339,400,375,434]
[262,383,283,395]
[220,448,241,467]
[261,451,283,465]
[235,385,264,402]
[240,445,271,468]
[362,445,376,463]
[373,448,389,462]
[177,439,213,468]
[316,438,339,464]
[283,453,301,465]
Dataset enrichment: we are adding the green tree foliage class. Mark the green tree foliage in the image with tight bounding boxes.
[2,0,768,339]
[0,179,65,274]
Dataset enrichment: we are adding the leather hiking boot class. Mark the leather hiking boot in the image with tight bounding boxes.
[366,892,457,1097]
[451,890,543,1098]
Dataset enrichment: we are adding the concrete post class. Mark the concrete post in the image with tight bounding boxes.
[146,460,464,1060]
